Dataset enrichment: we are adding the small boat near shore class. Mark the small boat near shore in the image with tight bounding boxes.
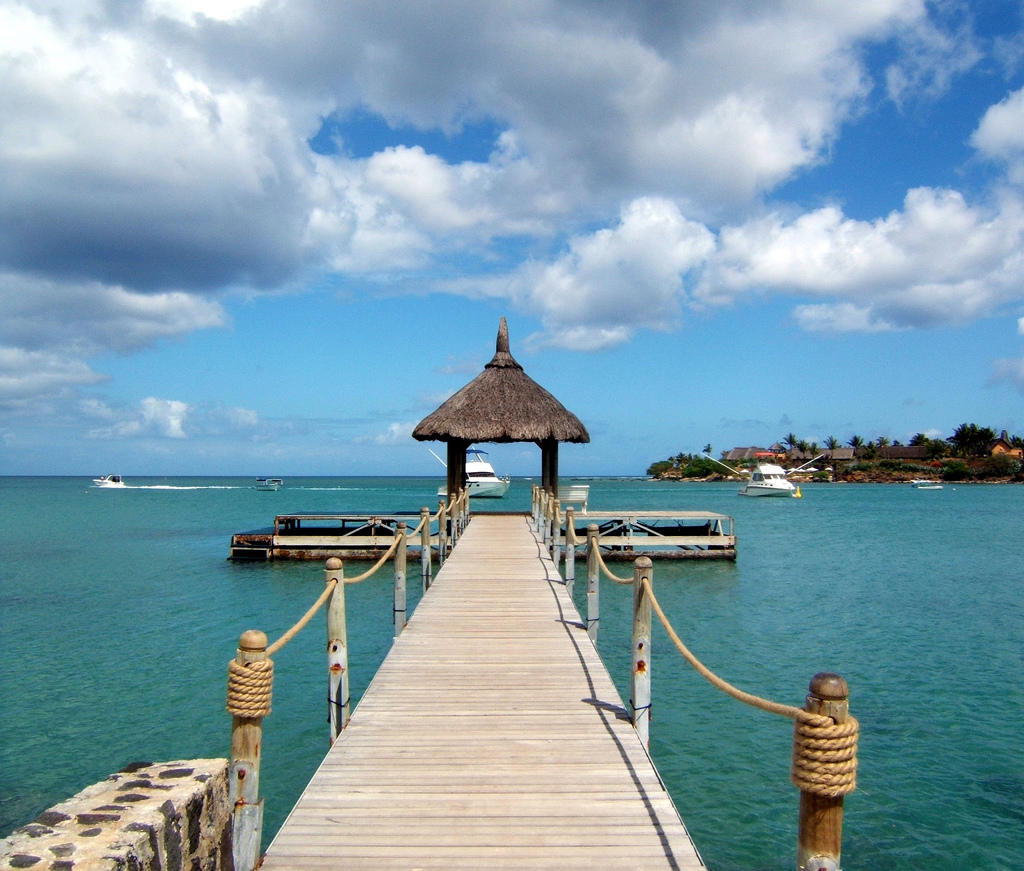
[92,474,125,488]
[738,464,796,497]
[911,479,943,490]
[256,478,284,491]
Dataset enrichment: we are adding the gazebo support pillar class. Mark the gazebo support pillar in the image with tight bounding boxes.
[540,439,559,494]
[446,439,469,500]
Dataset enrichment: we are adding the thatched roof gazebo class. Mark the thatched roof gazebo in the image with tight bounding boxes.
[413,318,589,498]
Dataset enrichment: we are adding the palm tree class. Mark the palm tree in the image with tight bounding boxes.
[909,432,930,446]
[782,432,799,451]
[702,443,713,456]
[847,435,864,449]
[824,436,840,452]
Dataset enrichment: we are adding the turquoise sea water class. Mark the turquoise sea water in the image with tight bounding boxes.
[2,476,1022,869]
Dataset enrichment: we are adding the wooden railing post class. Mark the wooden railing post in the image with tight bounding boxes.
[586,524,600,642]
[564,507,575,598]
[438,500,448,565]
[228,630,267,871]
[394,522,407,636]
[420,506,432,591]
[631,557,653,748]
[325,558,349,741]
[797,673,850,871]
[532,485,539,529]
[551,499,561,567]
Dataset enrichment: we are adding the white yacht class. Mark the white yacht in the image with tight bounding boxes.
[911,479,943,490]
[93,474,126,488]
[435,448,511,498]
[465,449,511,497]
[738,464,797,497]
[255,478,283,491]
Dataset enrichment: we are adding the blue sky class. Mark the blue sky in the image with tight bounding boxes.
[3,0,1024,476]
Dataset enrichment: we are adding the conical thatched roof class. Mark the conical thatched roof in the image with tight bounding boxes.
[413,318,590,444]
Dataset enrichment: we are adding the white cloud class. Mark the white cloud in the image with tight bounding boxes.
[699,187,1024,331]
[0,347,107,406]
[990,357,1024,393]
[972,87,1024,184]
[147,0,266,26]
[884,9,981,106]
[0,274,226,356]
[140,397,190,438]
[516,197,715,350]
[355,421,416,446]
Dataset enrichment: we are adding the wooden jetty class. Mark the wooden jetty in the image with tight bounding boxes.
[260,513,705,870]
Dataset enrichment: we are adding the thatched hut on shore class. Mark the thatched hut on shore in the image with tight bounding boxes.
[413,318,589,497]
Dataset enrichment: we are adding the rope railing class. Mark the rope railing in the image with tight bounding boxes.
[224,499,459,871]
[343,533,404,584]
[576,542,859,870]
[639,576,859,798]
[593,545,633,584]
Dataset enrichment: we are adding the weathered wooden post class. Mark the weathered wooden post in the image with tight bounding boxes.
[226,629,271,871]
[438,500,448,565]
[631,557,653,748]
[532,485,539,529]
[394,522,407,636]
[325,558,349,741]
[420,506,432,591]
[796,673,854,871]
[551,498,561,567]
[586,523,600,642]
[564,507,575,598]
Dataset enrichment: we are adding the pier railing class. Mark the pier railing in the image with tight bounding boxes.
[224,490,469,871]
[580,537,858,871]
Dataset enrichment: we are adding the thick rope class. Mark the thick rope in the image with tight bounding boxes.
[791,716,858,797]
[641,576,858,797]
[266,578,338,656]
[344,533,403,584]
[226,658,273,718]
[593,547,633,584]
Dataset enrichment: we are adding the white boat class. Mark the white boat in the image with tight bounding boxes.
[255,478,283,491]
[738,464,797,497]
[434,448,511,498]
[911,479,943,490]
[92,474,125,488]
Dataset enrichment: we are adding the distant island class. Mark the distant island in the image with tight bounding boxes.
[648,424,1024,484]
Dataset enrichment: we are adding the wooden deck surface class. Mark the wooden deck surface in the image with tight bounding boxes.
[262,513,704,870]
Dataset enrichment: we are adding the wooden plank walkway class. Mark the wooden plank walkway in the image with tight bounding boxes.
[262,513,705,870]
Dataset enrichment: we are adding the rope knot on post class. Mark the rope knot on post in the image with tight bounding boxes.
[226,657,274,718]
[791,712,858,797]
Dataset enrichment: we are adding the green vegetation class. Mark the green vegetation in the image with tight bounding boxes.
[648,422,1024,483]
[645,453,734,479]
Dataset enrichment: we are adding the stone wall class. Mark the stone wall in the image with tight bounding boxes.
[0,760,230,871]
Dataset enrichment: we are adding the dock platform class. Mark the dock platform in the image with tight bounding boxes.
[576,510,735,560]
[230,513,431,561]
[261,513,704,870]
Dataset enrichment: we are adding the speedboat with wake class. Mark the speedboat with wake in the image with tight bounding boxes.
[93,474,126,488]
